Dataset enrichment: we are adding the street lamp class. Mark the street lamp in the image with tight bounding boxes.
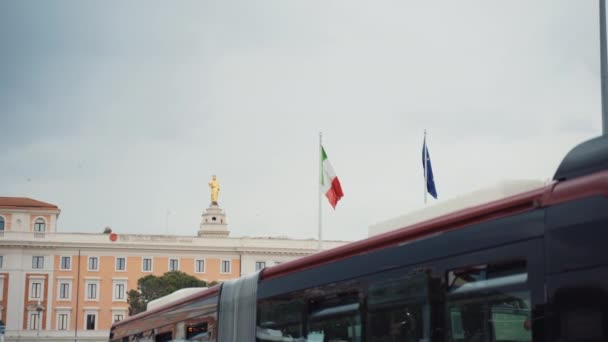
[35,301,43,337]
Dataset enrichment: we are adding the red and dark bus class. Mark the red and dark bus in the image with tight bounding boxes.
[110,136,608,342]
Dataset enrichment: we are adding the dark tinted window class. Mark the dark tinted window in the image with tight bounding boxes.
[309,293,361,342]
[446,262,531,342]
[367,270,430,341]
[155,331,172,342]
[258,297,305,340]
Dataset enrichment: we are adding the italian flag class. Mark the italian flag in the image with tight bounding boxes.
[321,146,344,209]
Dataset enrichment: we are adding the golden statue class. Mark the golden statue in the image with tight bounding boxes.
[209,175,220,204]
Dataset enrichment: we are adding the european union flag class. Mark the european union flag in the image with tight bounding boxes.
[422,136,438,199]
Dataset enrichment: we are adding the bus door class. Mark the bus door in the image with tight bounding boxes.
[438,238,544,342]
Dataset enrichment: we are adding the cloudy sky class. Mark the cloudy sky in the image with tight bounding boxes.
[0,1,603,242]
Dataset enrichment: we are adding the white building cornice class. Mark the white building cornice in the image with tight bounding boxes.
[0,231,348,254]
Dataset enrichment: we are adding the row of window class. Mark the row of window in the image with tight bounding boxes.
[0,216,46,232]
[1,254,275,273]
[20,256,234,273]
[258,262,532,342]
[27,311,126,331]
[28,279,128,302]
[97,257,230,273]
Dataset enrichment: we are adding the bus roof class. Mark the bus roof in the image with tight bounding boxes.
[261,183,547,281]
[369,179,545,236]
[146,287,208,311]
[262,171,604,281]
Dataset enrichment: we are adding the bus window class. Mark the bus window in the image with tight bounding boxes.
[154,331,173,342]
[308,292,361,342]
[257,297,305,341]
[446,262,531,342]
[367,270,430,342]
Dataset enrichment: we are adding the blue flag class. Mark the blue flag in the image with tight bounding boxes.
[422,136,438,199]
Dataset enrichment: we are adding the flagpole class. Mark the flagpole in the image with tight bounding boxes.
[424,130,428,205]
[318,132,323,251]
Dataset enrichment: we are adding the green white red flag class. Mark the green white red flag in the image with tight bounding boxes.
[321,146,344,209]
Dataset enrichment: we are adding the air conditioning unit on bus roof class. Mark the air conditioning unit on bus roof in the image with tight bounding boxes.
[368,179,544,237]
[147,287,208,311]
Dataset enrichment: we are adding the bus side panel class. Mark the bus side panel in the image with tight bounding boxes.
[259,209,545,299]
[545,195,608,274]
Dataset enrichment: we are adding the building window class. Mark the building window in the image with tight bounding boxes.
[115,257,126,271]
[32,256,44,269]
[30,281,42,299]
[169,259,179,271]
[221,260,231,274]
[255,261,266,271]
[29,312,40,330]
[0,255,3,268]
[113,281,126,301]
[88,257,98,271]
[34,218,46,232]
[60,256,71,270]
[114,314,125,322]
[195,259,205,273]
[86,282,98,300]
[142,258,152,272]
[86,313,96,330]
[0,216,4,231]
[58,281,71,300]
[57,313,69,330]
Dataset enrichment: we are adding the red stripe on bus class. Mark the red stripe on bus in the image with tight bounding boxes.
[544,169,608,206]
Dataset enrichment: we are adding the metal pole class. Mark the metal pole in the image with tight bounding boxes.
[601,0,608,134]
[318,132,323,251]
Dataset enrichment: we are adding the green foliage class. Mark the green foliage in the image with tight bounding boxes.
[128,271,207,315]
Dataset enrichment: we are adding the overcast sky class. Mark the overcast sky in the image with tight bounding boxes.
[0,1,603,242]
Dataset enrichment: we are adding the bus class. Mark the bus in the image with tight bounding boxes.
[110,135,608,342]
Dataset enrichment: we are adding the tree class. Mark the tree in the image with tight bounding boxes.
[128,271,207,315]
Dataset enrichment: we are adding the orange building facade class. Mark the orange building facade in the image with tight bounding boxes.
[0,197,346,341]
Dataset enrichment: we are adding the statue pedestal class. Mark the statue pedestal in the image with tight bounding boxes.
[198,203,229,238]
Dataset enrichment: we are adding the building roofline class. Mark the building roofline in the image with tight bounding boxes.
[0,197,60,210]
